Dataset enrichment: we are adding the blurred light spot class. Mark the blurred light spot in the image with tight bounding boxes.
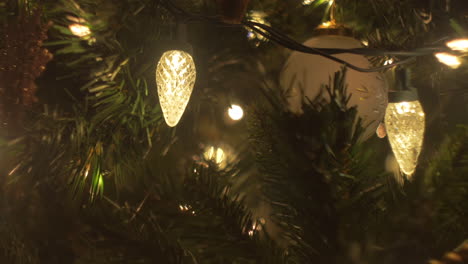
[228,104,244,121]
[69,23,91,38]
[446,38,468,51]
[384,58,394,65]
[204,146,225,166]
[435,52,461,68]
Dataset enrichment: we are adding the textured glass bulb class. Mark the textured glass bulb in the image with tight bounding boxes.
[156,50,196,127]
[385,101,425,177]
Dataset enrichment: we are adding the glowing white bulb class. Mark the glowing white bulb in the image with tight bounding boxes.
[302,0,315,5]
[384,58,394,65]
[435,52,461,69]
[385,101,425,178]
[156,50,196,127]
[446,38,468,51]
[228,104,244,121]
[361,40,369,47]
[204,146,225,166]
[69,23,91,38]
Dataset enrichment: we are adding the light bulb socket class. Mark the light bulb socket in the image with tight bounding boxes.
[159,41,193,55]
[158,23,193,54]
[389,67,419,102]
[388,89,419,103]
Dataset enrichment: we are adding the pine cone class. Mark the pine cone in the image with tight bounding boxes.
[429,242,468,264]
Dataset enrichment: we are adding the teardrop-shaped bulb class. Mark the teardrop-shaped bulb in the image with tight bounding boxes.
[385,101,425,178]
[156,50,196,127]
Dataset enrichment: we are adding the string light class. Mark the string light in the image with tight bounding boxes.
[156,50,196,127]
[302,0,315,5]
[385,101,425,177]
[162,0,458,72]
[384,58,394,65]
[69,23,91,38]
[179,204,191,211]
[446,38,468,51]
[228,104,244,121]
[435,52,461,69]
[385,68,425,178]
[203,146,226,167]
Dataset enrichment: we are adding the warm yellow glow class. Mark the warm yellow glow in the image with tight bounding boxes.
[228,104,244,121]
[446,38,468,51]
[302,0,315,5]
[246,11,270,43]
[435,52,461,69]
[384,58,394,65]
[385,101,425,177]
[69,23,91,38]
[361,40,369,47]
[320,20,335,28]
[156,50,196,127]
[204,146,225,165]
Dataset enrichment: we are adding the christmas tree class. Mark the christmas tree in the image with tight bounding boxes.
[1,0,467,263]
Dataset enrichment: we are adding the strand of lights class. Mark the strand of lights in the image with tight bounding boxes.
[160,0,465,72]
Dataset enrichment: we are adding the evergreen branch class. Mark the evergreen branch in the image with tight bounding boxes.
[249,68,388,263]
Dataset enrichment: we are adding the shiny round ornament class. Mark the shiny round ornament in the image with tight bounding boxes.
[280,34,388,140]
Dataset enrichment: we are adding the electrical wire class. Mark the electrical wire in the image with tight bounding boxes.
[160,0,453,72]
[244,23,416,72]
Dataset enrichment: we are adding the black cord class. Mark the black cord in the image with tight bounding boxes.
[160,0,452,72]
[246,21,449,57]
[245,23,416,72]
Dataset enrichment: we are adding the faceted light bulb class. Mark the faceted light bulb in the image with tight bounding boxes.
[156,50,196,127]
[228,104,244,121]
[385,101,425,177]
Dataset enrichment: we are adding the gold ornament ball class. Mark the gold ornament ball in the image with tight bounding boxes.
[280,35,388,140]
